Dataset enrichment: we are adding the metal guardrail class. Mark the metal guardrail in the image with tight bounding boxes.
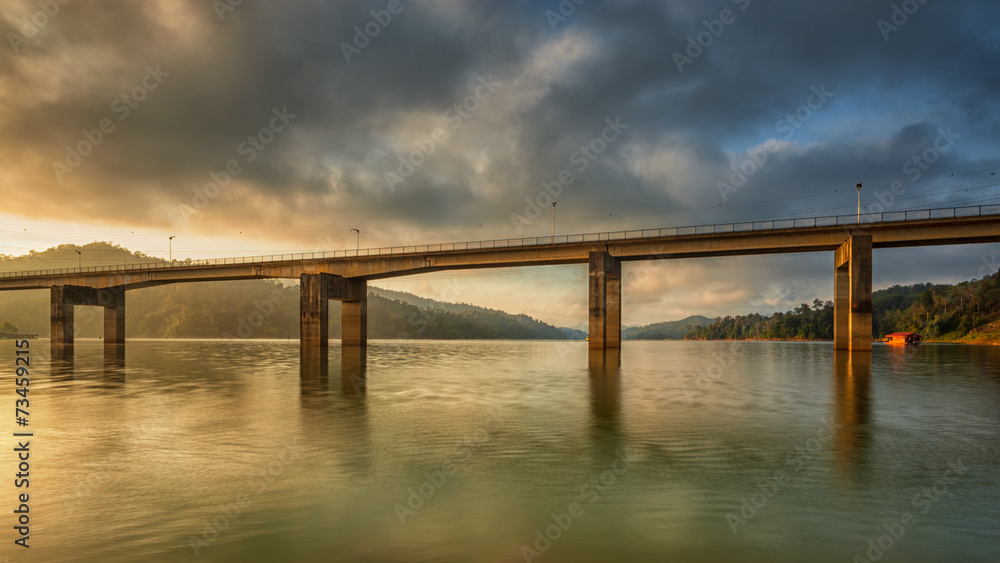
[2,205,998,279]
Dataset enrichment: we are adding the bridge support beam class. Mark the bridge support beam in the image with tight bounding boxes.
[300,273,367,352]
[300,274,330,348]
[50,285,126,361]
[342,291,367,347]
[589,251,621,349]
[834,235,873,351]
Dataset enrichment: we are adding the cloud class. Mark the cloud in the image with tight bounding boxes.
[2,0,998,323]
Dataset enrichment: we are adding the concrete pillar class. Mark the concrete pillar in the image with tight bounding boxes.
[50,286,74,361]
[51,286,75,346]
[300,273,330,349]
[589,251,621,349]
[342,279,367,347]
[103,289,126,363]
[834,235,873,352]
[834,264,850,350]
[52,285,127,363]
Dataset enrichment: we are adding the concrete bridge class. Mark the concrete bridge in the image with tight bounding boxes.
[1,206,997,360]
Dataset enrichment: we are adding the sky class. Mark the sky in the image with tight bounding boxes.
[1,0,999,328]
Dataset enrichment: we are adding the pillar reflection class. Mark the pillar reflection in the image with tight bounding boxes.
[335,345,370,473]
[49,353,75,381]
[102,346,126,387]
[832,351,871,485]
[340,345,367,397]
[300,346,329,406]
[588,348,624,468]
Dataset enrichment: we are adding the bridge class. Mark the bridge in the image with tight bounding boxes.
[1,205,998,361]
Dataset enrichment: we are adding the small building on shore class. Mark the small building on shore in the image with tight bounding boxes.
[886,332,921,345]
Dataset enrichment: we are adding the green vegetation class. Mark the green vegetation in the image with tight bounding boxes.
[0,321,20,334]
[873,271,1000,343]
[686,300,834,341]
[623,315,713,340]
[686,271,1000,343]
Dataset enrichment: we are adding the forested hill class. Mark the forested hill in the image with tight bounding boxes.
[623,315,713,340]
[686,271,1000,344]
[0,243,584,340]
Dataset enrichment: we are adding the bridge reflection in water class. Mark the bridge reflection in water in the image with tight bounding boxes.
[300,345,368,399]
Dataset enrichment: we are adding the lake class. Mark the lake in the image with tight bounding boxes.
[2,339,999,562]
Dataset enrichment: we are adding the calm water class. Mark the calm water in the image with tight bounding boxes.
[2,339,999,562]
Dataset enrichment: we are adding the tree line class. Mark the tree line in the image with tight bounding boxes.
[686,271,1000,343]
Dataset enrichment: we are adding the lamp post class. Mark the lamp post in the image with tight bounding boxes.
[74,250,81,269]
[552,202,557,239]
[169,235,175,262]
[856,182,862,223]
[351,228,360,250]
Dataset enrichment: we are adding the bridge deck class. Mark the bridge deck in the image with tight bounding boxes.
[0,206,998,291]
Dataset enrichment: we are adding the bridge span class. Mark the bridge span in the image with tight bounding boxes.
[1,206,998,359]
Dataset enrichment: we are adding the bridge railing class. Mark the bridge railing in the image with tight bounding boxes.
[3,204,998,279]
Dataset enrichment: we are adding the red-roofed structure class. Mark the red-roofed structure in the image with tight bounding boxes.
[886,332,921,345]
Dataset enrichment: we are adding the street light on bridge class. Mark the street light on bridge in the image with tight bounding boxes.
[74,250,81,269]
[351,228,360,250]
[857,183,862,223]
[552,202,557,239]
[169,235,175,262]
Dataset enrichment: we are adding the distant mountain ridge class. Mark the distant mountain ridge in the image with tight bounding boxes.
[623,315,714,340]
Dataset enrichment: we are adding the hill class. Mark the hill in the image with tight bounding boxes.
[623,315,713,340]
[686,271,1000,344]
[0,243,583,340]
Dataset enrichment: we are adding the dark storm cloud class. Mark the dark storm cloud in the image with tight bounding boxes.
[1,0,998,240]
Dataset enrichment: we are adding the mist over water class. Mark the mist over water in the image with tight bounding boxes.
[2,340,999,562]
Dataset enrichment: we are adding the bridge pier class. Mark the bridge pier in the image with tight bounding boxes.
[589,251,621,349]
[834,234,873,352]
[299,273,368,353]
[342,296,368,347]
[50,285,126,361]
